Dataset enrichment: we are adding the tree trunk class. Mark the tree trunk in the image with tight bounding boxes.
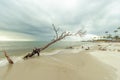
[3,51,14,64]
[23,24,86,59]
[41,36,65,51]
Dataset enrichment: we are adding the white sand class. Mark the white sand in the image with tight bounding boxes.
[0,42,120,80]
[90,51,120,80]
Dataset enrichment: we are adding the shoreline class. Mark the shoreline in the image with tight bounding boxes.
[0,42,120,80]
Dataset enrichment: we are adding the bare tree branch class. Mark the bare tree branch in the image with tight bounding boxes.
[75,29,86,37]
[41,31,71,51]
[52,24,59,39]
[23,24,86,59]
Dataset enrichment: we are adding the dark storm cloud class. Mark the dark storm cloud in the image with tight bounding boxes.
[0,0,120,40]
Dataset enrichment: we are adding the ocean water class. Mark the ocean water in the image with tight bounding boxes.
[0,41,90,67]
[0,41,86,57]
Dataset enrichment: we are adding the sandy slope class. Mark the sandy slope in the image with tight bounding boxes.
[0,42,119,80]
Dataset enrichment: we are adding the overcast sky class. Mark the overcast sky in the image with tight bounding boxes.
[0,0,120,41]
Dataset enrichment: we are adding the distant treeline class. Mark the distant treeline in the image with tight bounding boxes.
[93,27,120,42]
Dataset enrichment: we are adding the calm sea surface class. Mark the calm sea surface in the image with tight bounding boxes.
[0,41,87,57]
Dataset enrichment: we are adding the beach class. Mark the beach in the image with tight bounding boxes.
[0,42,120,80]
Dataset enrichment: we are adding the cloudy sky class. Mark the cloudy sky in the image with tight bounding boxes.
[0,0,120,41]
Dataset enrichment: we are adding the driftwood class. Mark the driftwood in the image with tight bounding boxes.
[23,24,86,59]
[23,48,40,59]
[3,51,14,64]
[23,31,71,59]
[85,47,90,50]
[66,46,73,49]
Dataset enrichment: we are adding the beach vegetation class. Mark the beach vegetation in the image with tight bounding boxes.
[92,27,120,42]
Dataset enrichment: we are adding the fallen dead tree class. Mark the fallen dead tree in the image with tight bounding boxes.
[23,24,86,59]
[2,24,86,64]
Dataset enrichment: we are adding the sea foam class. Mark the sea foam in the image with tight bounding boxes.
[0,56,23,67]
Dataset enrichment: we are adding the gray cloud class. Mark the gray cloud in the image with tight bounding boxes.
[0,0,120,41]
